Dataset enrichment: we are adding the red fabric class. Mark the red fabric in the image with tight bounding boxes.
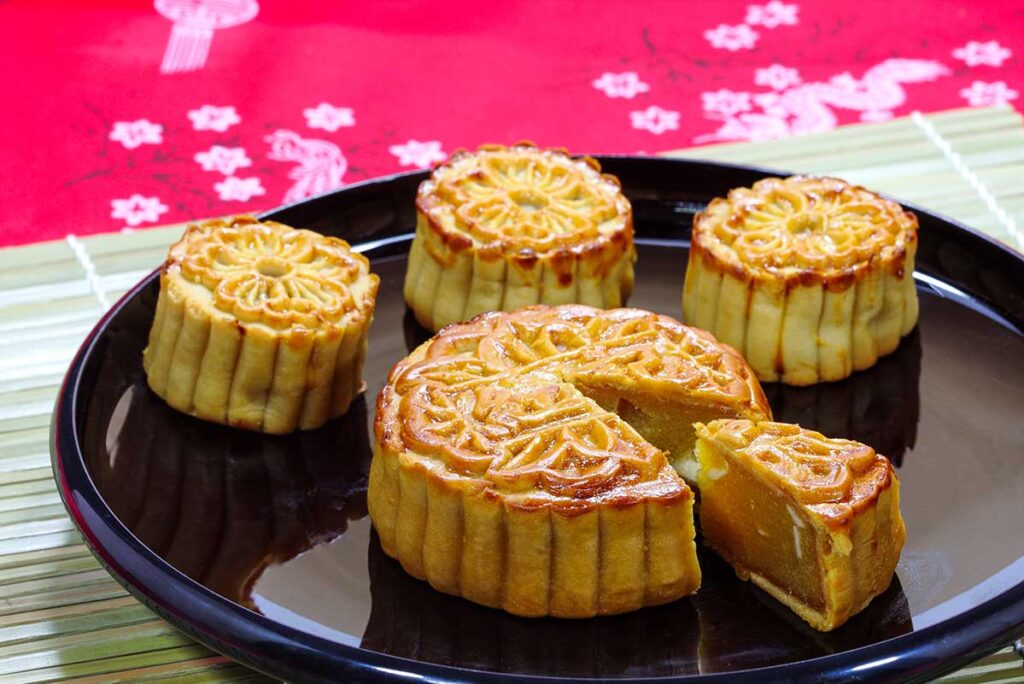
[1,1,1020,247]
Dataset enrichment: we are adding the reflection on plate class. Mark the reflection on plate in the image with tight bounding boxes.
[80,301,370,609]
[753,329,920,466]
[361,529,911,676]
[692,553,911,673]
[77,273,918,674]
[363,530,700,677]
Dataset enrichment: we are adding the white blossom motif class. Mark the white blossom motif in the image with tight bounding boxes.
[959,81,1019,107]
[952,41,1012,68]
[214,176,266,202]
[266,129,348,203]
[303,103,356,132]
[155,0,259,74]
[697,59,949,143]
[755,64,802,91]
[111,195,169,226]
[753,92,789,117]
[702,89,753,117]
[592,72,650,99]
[704,24,759,51]
[745,1,799,28]
[194,145,252,175]
[109,120,164,149]
[630,106,680,135]
[389,140,447,169]
[188,104,241,132]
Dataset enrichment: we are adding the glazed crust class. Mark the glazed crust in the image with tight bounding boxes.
[699,420,896,525]
[684,176,919,385]
[405,143,636,331]
[143,216,379,434]
[369,304,772,617]
[696,419,905,631]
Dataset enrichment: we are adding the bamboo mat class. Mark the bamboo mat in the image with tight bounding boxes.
[2,106,1023,683]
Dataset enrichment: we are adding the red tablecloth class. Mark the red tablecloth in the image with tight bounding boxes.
[2,1,1020,247]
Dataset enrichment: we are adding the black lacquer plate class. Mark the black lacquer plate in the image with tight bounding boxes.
[52,158,1024,683]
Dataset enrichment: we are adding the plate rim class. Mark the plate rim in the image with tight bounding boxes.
[51,156,1024,683]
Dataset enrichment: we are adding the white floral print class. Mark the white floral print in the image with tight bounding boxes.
[952,41,1012,68]
[630,106,680,135]
[959,80,1019,107]
[697,59,949,143]
[214,176,266,202]
[592,71,650,99]
[303,103,356,132]
[188,105,241,132]
[745,1,799,28]
[109,120,163,149]
[194,145,252,175]
[704,24,759,51]
[110,195,169,226]
[389,140,446,168]
[702,89,753,117]
[754,64,802,91]
[752,92,789,117]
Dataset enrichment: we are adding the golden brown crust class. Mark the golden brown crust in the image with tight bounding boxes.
[691,176,918,290]
[416,142,632,263]
[143,216,379,433]
[695,417,905,631]
[376,305,769,506]
[394,306,767,417]
[390,305,769,415]
[383,378,688,510]
[404,144,637,332]
[371,305,763,617]
[697,419,895,529]
[166,215,377,331]
[684,176,919,386]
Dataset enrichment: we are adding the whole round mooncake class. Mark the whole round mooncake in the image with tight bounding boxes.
[684,176,919,385]
[143,215,379,434]
[404,143,636,331]
[368,304,770,618]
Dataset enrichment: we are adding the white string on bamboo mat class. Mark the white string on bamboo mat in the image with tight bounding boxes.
[911,110,1023,250]
[65,234,111,310]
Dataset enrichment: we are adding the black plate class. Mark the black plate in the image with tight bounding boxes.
[52,157,1024,683]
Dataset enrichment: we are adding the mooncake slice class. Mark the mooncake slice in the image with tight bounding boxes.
[695,419,905,631]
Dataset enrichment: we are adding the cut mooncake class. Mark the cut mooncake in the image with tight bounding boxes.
[404,143,636,331]
[368,304,770,617]
[695,419,905,632]
[684,176,918,385]
[143,215,379,434]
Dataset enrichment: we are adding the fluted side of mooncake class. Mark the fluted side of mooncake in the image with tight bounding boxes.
[684,176,918,385]
[144,282,372,433]
[143,216,379,434]
[404,214,635,332]
[405,143,636,331]
[368,435,701,618]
